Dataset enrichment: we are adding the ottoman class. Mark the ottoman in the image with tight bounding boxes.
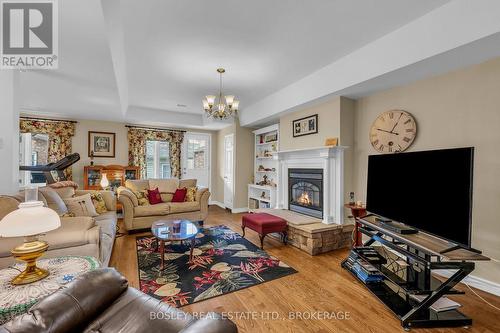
[241,213,288,249]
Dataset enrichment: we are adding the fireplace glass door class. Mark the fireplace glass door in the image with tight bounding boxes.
[288,168,323,219]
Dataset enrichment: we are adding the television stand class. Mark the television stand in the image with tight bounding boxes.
[341,215,490,330]
[439,244,482,255]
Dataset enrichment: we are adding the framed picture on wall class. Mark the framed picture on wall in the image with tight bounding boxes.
[293,114,318,137]
[88,131,116,158]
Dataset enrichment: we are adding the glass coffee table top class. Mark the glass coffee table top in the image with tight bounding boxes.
[151,220,199,241]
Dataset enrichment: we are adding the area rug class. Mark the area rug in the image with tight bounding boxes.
[136,225,297,307]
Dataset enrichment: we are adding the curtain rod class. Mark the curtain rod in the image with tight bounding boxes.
[20,116,77,123]
[125,125,186,133]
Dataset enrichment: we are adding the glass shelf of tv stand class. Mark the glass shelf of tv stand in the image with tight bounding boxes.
[350,246,464,296]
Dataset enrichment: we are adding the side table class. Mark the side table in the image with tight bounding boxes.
[344,204,367,246]
[0,256,100,324]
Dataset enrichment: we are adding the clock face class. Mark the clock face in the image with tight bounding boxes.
[369,110,417,153]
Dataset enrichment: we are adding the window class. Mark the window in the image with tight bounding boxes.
[186,139,207,169]
[146,140,171,179]
[19,133,50,187]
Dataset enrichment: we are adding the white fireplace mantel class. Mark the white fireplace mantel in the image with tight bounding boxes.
[275,146,346,224]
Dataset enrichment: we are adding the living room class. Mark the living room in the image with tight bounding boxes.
[1,1,500,332]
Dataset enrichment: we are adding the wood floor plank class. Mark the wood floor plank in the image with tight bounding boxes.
[109,206,500,333]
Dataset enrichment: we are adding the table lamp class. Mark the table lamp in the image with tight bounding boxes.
[0,187,61,285]
[100,173,110,189]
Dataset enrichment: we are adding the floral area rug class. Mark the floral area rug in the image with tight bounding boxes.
[136,225,297,307]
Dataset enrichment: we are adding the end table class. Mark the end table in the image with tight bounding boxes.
[0,256,100,324]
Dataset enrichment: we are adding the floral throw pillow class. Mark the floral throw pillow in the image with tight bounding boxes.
[134,190,150,206]
[185,186,197,202]
[90,192,108,214]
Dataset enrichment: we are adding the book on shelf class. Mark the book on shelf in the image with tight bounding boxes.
[410,295,462,312]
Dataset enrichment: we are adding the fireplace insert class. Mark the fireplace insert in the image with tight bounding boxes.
[288,168,323,219]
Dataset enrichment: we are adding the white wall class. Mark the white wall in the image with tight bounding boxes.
[0,71,20,194]
[353,56,500,285]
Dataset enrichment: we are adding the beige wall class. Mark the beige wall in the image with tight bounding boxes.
[213,120,254,209]
[353,57,500,284]
[279,97,341,151]
[71,120,217,195]
[234,124,254,209]
[279,96,356,208]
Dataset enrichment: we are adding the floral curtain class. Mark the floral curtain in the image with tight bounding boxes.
[20,119,76,179]
[128,127,184,179]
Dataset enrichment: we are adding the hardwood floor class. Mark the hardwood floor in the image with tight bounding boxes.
[110,206,500,333]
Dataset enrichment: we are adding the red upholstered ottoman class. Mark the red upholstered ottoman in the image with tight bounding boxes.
[241,213,288,249]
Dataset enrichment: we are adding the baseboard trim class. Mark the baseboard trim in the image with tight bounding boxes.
[434,270,500,296]
[209,201,225,209]
[231,207,249,214]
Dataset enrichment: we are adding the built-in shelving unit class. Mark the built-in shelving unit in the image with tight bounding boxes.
[248,124,279,211]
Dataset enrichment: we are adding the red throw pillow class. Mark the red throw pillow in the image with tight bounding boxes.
[172,188,187,202]
[147,188,163,205]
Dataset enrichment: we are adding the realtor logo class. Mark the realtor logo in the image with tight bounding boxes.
[1,0,58,69]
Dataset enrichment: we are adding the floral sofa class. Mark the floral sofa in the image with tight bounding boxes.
[117,178,210,231]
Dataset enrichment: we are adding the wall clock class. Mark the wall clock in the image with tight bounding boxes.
[369,110,417,153]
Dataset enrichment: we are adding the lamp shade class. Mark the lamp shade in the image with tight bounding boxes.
[0,201,61,237]
[100,173,110,188]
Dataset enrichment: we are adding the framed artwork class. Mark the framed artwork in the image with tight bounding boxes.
[293,114,318,137]
[88,131,116,158]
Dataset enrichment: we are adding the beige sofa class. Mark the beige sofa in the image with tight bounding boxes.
[0,187,117,269]
[117,178,210,231]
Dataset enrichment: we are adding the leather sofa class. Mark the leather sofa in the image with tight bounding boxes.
[0,187,117,268]
[118,178,210,231]
[0,268,238,333]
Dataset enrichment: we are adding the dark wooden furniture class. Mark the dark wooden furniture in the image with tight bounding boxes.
[344,203,367,246]
[342,214,489,330]
[241,213,287,249]
[83,165,140,190]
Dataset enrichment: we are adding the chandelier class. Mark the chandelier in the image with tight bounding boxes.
[202,68,239,120]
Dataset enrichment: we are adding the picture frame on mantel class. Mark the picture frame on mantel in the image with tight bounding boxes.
[293,114,318,137]
[88,131,116,158]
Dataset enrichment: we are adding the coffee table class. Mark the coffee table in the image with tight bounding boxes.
[151,220,199,270]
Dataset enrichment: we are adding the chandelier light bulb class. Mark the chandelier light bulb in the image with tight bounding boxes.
[225,95,235,106]
[202,99,210,110]
[232,100,239,110]
[206,95,216,106]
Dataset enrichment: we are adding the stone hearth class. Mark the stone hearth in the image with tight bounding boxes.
[256,208,354,255]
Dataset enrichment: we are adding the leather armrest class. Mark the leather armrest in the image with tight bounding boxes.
[1,268,128,333]
[180,313,238,333]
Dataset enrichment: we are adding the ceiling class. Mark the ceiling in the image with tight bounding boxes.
[18,0,476,129]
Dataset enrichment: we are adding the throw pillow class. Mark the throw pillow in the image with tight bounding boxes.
[147,188,163,205]
[185,186,197,202]
[63,194,98,217]
[133,190,150,206]
[90,192,108,214]
[172,188,187,202]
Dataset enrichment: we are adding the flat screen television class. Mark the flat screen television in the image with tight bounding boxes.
[366,147,474,248]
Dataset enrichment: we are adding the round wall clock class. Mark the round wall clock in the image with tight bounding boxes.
[369,110,417,153]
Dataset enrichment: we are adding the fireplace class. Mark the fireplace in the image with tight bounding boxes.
[288,168,323,219]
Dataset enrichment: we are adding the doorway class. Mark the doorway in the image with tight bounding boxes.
[223,133,234,209]
[182,133,211,191]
